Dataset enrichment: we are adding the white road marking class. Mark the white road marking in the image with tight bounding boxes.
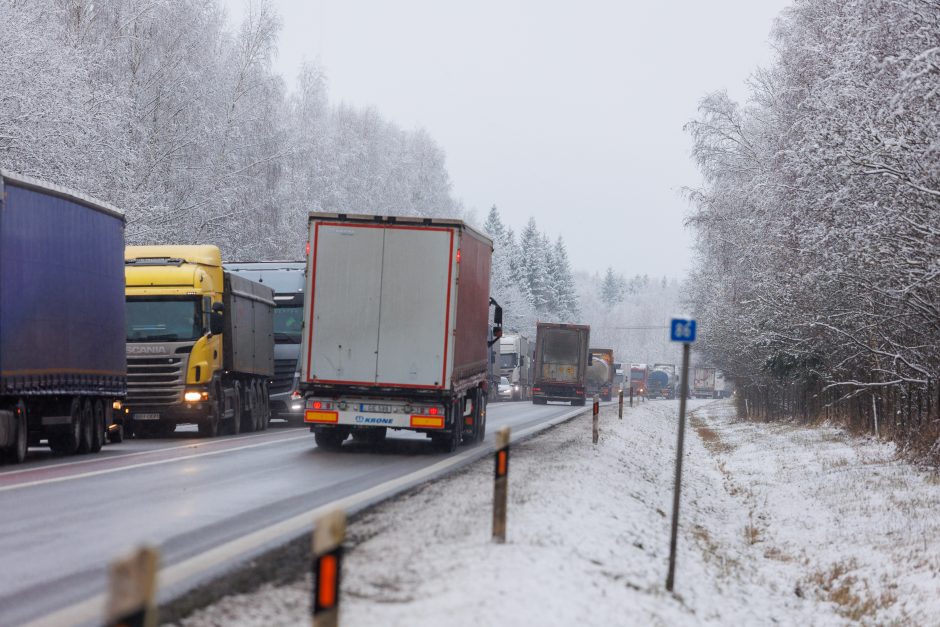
[0,429,306,479]
[0,433,311,494]
[21,404,590,627]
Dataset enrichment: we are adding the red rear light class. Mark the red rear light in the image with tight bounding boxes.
[429,407,439,415]
[306,241,311,257]
[313,401,322,409]
[456,249,461,263]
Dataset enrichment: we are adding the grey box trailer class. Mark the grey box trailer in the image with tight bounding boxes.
[300,213,501,453]
[0,170,126,463]
[222,271,275,379]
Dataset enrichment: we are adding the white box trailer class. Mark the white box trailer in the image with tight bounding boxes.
[299,213,501,453]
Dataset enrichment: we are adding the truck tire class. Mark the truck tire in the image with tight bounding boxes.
[199,401,220,438]
[241,382,256,433]
[573,398,586,406]
[434,398,462,453]
[474,390,487,443]
[533,398,547,405]
[228,383,242,436]
[315,430,346,451]
[108,423,124,444]
[1,401,28,464]
[49,398,83,455]
[77,398,94,454]
[89,400,105,453]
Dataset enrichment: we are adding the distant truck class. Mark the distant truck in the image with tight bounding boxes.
[715,371,730,399]
[585,348,614,402]
[612,362,625,393]
[692,367,717,399]
[225,261,306,424]
[532,323,591,406]
[648,363,676,399]
[0,171,127,463]
[629,364,649,397]
[124,246,275,437]
[498,334,533,401]
[299,214,502,453]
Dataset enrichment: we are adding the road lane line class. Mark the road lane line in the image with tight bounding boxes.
[22,404,591,627]
[0,434,311,494]
[0,429,306,479]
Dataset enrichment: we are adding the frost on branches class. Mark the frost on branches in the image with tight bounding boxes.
[482,207,579,338]
[0,0,462,261]
[685,0,940,456]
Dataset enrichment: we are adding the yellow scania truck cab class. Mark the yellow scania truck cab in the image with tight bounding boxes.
[124,245,274,437]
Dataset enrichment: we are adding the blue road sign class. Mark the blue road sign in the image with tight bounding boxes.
[670,318,697,343]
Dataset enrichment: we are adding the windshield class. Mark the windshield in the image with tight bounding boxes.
[499,353,518,369]
[499,377,510,386]
[127,297,202,342]
[631,370,646,380]
[274,305,303,344]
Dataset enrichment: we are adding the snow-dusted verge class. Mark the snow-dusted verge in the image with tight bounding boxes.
[171,400,940,626]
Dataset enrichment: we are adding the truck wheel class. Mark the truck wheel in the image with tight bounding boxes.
[228,383,242,436]
[108,424,124,444]
[1,401,28,464]
[50,398,83,455]
[89,400,105,453]
[315,430,346,451]
[77,398,94,454]
[435,399,462,453]
[475,390,487,443]
[241,382,255,433]
[533,398,547,405]
[199,403,220,438]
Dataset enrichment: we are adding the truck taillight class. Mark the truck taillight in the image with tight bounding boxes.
[456,249,461,263]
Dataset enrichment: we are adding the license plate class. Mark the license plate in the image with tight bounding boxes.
[359,403,393,413]
[135,413,160,421]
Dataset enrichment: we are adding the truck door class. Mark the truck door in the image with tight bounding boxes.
[308,225,384,383]
[375,227,453,387]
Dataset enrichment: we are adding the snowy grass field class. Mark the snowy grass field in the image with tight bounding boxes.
[173,399,940,626]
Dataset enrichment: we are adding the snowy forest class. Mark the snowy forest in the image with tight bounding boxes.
[484,206,684,367]
[0,0,461,259]
[686,0,940,453]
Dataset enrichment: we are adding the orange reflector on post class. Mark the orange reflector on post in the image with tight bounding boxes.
[305,410,339,423]
[497,450,508,477]
[410,415,444,428]
[317,553,339,609]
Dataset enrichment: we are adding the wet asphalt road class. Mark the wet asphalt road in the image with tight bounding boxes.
[0,400,590,626]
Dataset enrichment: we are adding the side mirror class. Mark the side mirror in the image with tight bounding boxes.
[588,353,594,366]
[209,312,224,335]
[493,305,503,327]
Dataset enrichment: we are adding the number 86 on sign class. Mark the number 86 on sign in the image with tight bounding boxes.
[670,318,697,343]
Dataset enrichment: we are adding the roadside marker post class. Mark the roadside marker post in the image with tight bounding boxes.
[104,546,159,627]
[312,509,346,627]
[619,389,624,419]
[592,395,600,444]
[666,317,696,593]
[492,426,511,543]
[630,385,634,407]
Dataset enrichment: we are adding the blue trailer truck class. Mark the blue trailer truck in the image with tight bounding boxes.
[0,171,127,464]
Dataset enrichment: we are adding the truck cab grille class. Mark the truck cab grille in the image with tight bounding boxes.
[127,355,187,405]
[271,358,297,394]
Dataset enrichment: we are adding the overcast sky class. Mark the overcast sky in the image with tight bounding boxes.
[222,0,791,278]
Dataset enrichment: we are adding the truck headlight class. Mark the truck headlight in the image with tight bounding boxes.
[184,390,208,402]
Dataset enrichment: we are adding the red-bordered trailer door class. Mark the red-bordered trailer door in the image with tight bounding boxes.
[304,220,455,390]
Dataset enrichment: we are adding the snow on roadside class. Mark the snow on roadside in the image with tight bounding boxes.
[171,400,940,626]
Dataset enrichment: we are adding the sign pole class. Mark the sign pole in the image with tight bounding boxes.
[666,316,696,593]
